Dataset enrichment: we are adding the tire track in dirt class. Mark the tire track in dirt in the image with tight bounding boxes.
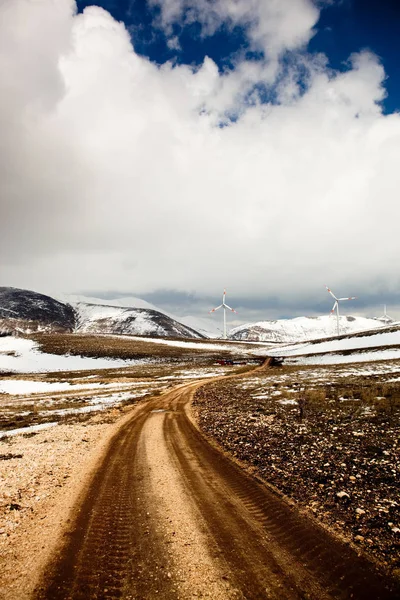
[166,401,395,599]
[35,400,176,599]
[140,409,239,599]
[35,377,398,600]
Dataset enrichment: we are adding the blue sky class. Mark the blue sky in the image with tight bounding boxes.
[76,0,400,114]
[310,0,400,114]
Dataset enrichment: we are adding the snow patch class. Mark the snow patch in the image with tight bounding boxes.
[0,336,140,373]
[0,422,58,439]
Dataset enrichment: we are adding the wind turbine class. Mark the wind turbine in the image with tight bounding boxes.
[325,285,357,336]
[209,289,237,340]
[378,305,393,325]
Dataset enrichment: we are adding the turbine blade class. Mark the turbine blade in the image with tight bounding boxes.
[331,301,337,313]
[325,285,337,300]
[224,304,237,313]
[338,297,357,301]
[209,304,222,313]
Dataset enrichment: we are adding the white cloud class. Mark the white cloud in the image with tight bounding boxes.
[1,0,400,320]
[149,0,319,56]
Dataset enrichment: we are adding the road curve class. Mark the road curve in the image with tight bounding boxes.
[35,379,398,600]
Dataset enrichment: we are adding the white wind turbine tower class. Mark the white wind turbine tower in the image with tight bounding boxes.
[378,305,393,325]
[209,289,237,340]
[325,285,357,336]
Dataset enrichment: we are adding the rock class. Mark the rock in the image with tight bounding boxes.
[193,370,400,572]
[390,526,400,534]
[336,491,350,500]
[355,535,364,542]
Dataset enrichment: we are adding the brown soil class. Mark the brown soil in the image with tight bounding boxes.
[30,332,264,362]
[193,363,400,573]
[32,378,398,599]
[0,405,143,600]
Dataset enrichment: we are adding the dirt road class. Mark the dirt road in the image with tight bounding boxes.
[35,381,397,600]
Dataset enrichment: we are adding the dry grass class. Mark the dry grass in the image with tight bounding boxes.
[30,332,198,359]
[27,332,266,363]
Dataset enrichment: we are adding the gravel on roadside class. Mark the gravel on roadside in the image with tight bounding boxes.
[193,373,400,576]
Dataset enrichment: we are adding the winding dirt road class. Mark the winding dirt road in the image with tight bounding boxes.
[35,378,397,600]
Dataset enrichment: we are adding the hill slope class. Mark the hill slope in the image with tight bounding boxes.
[267,324,400,365]
[58,294,160,312]
[229,315,384,343]
[62,294,219,338]
[72,302,205,339]
[0,288,204,339]
[0,287,75,332]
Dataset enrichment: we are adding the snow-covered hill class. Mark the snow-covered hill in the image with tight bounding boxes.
[0,288,204,339]
[62,294,220,338]
[0,287,75,333]
[267,324,400,365]
[73,302,204,339]
[179,315,222,338]
[229,315,384,343]
[58,294,159,312]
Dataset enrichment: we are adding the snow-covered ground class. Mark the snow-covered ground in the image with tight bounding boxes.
[0,336,140,373]
[285,349,400,365]
[0,379,140,395]
[268,328,400,365]
[0,359,235,439]
[230,315,384,343]
[269,329,400,356]
[0,380,102,395]
[0,422,58,439]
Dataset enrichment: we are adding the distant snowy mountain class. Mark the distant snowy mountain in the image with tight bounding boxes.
[4,288,384,343]
[229,315,384,343]
[62,294,220,338]
[73,302,204,339]
[58,294,159,312]
[267,324,400,365]
[0,287,75,333]
[179,315,222,339]
[0,288,204,339]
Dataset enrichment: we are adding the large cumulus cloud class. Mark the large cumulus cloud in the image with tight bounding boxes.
[1,0,399,319]
[149,0,319,55]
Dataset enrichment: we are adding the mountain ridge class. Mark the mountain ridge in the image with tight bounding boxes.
[1,287,388,343]
[0,287,204,339]
[229,315,385,343]
[0,287,75,332]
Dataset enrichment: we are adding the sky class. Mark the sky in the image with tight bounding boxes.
[1,0,400,326]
